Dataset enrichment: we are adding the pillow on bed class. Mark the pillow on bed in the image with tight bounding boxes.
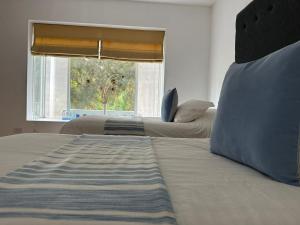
[211,40,300,186]
[161,88,178,122]
[174,100,214,123]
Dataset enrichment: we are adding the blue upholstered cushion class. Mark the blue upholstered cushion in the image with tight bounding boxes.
[161,88,178,122]
[211,41,300,186]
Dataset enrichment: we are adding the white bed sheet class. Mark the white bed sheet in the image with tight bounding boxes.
[60,109,216,138]
[0,133,300,225]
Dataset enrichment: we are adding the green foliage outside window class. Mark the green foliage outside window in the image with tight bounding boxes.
[70,58,136,113]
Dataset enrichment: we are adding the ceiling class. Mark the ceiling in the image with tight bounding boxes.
[127,0,216,6]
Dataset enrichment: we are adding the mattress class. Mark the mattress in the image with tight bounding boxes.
[0,133,300,225]
[60,108,216,138]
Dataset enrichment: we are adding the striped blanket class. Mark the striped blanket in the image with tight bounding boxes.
[104,118,145,136]
[0,135,176,225]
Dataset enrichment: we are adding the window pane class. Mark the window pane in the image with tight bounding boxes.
[44,57,69,119]
[31,56,69,120]
[32,56,44,120]
[136,63,163,117]
[29,56,164,121]
[70,58,136,115]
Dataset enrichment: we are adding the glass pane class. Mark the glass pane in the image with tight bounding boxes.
[43,57,69,120]
[136,63,163,117]
[32,56,44,120]
[29,56,164,121]
[31,56,69,120]
[70,58,136,115]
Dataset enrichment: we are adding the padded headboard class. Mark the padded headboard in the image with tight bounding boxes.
[235,0,300,63]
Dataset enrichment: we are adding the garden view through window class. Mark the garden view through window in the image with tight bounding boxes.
[28,56,164,121]
[70,58,136,113]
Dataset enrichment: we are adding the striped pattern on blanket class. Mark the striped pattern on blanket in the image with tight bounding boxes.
[104,118,145,136]
[0,135,176,225]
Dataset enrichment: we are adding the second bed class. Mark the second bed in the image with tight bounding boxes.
[60,108,216,138]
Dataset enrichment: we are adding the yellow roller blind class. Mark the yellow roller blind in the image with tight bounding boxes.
[31,23,165,62]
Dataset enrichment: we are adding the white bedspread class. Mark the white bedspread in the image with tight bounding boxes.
[1,133,300,225]
[60,109,216,138]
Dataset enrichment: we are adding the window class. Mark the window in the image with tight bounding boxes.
[27,22,165,121]
[27,55,164,121]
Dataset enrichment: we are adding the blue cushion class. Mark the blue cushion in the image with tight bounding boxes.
[211,41,300,186]
[161,88,178,122]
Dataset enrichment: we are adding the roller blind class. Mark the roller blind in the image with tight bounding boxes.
[31,23,165,62]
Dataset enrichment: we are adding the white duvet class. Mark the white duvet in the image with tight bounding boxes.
[0,133,300,225]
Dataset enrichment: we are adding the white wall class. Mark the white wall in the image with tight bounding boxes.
[0,0,211,136]
[208,0,252,104]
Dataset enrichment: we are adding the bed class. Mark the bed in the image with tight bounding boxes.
[60,108,216,138]
[1,0,300,224]
[1,133,300,225]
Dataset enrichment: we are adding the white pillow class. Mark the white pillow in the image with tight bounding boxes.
[174,100,214,123]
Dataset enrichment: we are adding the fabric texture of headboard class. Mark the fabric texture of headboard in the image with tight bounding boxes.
[235,0,300,63]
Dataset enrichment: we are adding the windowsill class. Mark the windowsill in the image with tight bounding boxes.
[27,118,70,123]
